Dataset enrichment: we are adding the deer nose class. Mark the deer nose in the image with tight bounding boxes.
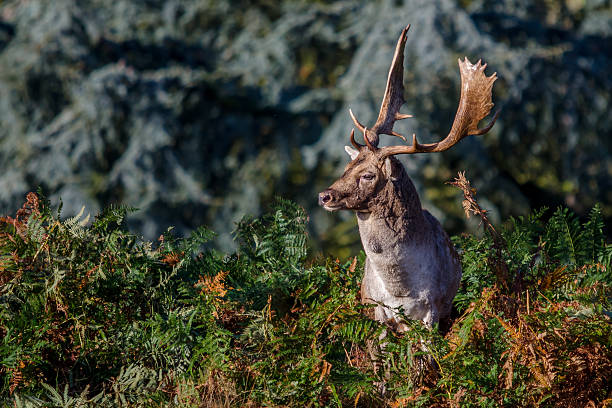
[318,190,334,206]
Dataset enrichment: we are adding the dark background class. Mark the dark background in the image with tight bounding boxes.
[0,0,609,257]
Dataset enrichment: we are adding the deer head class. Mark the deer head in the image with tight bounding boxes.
[318,24,499,213]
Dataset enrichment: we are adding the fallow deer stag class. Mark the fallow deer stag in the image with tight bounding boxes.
[318,24,499,330]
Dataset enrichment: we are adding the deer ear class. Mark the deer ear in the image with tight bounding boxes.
[344,145,359,160]
[383,157,399,181]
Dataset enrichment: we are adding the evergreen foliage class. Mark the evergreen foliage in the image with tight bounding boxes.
[0,192,610,407]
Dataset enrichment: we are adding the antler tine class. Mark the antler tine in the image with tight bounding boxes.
[370,24,412,144]
[390,131,408,142]
[349,128,364,149]
[349,109,366,134]
[379,57,498,159]
[363,127,375,151]
[350,108,385,148]
[471,108,501,135]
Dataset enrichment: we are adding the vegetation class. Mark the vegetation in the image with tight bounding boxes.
[0,184,610,407]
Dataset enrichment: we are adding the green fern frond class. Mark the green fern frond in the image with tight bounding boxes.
[91,204,137,232]
[577,203,606,265]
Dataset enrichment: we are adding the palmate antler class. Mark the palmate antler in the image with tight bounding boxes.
[349,24,499,158]
[350,24,413,148]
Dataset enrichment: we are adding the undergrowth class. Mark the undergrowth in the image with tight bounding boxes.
[0,184,610,407]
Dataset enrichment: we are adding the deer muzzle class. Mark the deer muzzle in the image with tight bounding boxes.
[318,189,340,210]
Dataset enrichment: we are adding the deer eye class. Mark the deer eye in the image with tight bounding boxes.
[361,173,375,181]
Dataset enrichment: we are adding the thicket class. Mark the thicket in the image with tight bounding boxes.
[0,183,610,407]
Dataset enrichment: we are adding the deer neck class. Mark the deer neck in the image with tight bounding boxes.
[356,168,425,245]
